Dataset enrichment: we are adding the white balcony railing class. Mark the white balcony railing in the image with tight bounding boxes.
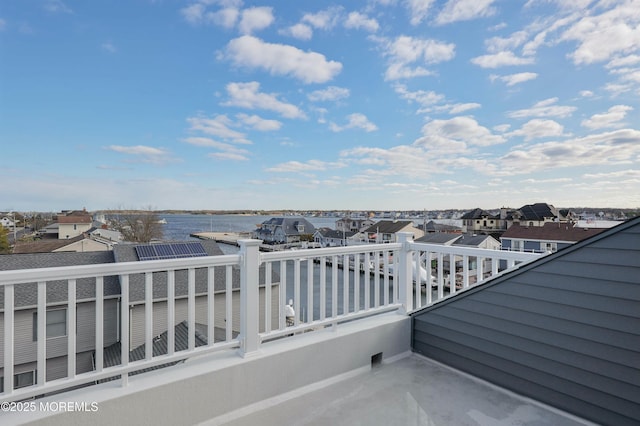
[0,233,541,402]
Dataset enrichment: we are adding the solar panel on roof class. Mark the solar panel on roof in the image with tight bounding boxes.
[135,242,208,261]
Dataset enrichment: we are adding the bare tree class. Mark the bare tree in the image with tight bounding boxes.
[108,207,164,243]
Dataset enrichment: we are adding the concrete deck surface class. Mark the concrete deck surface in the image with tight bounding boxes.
[221,354,592,426]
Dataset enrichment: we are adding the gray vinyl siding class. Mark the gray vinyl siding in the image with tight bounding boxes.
[412,219,640,426]
[0,300,118,370]
[129,285,280,349]
[523,240,538,251]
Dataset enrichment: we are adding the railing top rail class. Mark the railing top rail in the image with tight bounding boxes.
[0,254,241,287]
[260,243,402,261]
[409,241,544,261]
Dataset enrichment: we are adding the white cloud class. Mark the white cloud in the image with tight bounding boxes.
[493,72,538,86]
[506,119,566,141]
[280,23,313,40]
[0,19,5,31]
[507,97,576,119]
[209,152,249,161]
[448,103,481,114]
[380,35,455,80]
[44,0,72,14]
[105,145,174,165]
[307,86,350,102]
[330,113,378,132]
[435,0,497,25]
[485,31,529,54]
[238,7,274,34]
[415,116,506,148]
[180,0,242,27]
[581,105,633,129]
[222,81,307,119]
[471,51,535,68]
[394,84,445,107]
[560,1,640,65]
[266,159,346,173]
[499,129,640,174]
[344,12,379,32]
[223,35,342,84]
[405,0,435,26]
[579,90,594,97]
[302,7,342,30]
[606,54,640,69]
[101,42,117,53]
[236,113,282,131]
[182,136,250,161]
[582,169,640,180]
[181,3,206,25]
[186,114,248,143]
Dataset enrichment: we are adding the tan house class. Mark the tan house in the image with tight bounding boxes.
[56,210,93,240]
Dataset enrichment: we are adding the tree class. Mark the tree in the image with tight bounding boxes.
[0,226,11,254]
[108,208,164,243]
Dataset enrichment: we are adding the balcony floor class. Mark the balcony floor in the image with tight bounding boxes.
[221,354,591,426]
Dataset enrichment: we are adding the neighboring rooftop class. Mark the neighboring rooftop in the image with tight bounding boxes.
[502,222,606,242]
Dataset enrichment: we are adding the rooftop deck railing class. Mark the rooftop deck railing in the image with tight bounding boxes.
[0,233,541,402]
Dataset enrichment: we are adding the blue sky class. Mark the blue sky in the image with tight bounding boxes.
[1,0,639,212]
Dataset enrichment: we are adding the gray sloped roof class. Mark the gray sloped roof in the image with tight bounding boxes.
[515,203,557,221]
[452,234,498,246]
[98,320,237,379]
[501,222,605,242]
[314,227,354,239]
[1,240,279,308]
[461,208,497,220]
[415,233,461,244]
[255,217,316,236]
[362,220,415,234]
[0,251,119,308]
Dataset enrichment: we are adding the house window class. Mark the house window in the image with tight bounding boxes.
[33,309,67,340]
[512,240,523,251]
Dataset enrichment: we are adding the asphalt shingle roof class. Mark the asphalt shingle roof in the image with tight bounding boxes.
[0,251,119,307]
[1,240,279,308]
[501,222,605,242]
[362,220,415,234]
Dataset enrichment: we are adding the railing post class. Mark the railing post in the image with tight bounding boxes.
[397,232,414,314]
[238,239,262,357]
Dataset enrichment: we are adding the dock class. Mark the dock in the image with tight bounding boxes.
[190,231,252,247]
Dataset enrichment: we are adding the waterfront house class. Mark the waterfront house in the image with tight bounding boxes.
[359,220,424,243]
[335,217,375,234]
[460,208,503,234]
[501,222,605,253]
[313,227,354,247]
[505,202,574,228]
[252,217,316,244]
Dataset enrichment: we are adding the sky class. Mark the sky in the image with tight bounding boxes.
[1,0,639,212]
